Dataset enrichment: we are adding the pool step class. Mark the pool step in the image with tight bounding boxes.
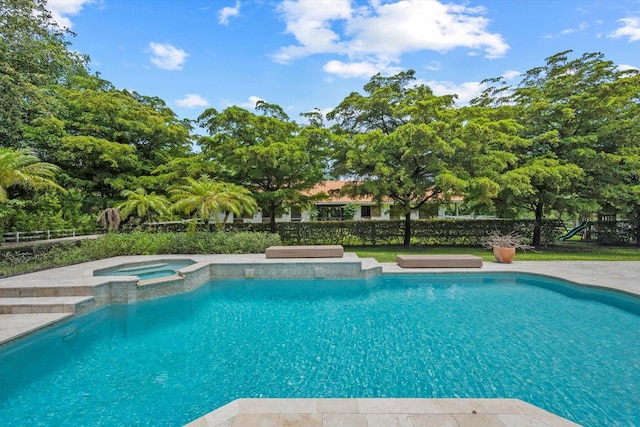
[0,286,94,298]
[0,296,95,314]
[0,313,74,346]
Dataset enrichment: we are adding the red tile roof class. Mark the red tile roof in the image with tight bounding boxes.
[306,181,462,204]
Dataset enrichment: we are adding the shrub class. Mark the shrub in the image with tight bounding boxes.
[0,231,281,278]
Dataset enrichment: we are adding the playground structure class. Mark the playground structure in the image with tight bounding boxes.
[558,220,590,241]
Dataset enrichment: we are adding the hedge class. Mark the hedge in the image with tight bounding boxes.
[147,219,566,246]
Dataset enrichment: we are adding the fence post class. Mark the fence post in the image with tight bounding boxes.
[16,231,20,243]
[47,230,51,240]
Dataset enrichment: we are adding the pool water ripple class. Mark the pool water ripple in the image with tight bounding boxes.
[1,273,639,426]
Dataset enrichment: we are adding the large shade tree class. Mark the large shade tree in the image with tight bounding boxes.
[329,71,513,246]
[474,51,640,245]
[0,0,87,149]
[197,101,330,232]
[44,75,194,211]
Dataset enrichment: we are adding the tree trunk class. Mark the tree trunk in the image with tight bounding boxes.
[403,211,411,246]
[533,199,543,246]
[269,203,277,233]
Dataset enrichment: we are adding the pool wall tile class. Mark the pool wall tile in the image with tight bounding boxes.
[137,277,184,301]
[182,263,212,292]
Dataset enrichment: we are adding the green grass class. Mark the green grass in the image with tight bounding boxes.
[349,242,640,262]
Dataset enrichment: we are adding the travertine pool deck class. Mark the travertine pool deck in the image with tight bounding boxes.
[185,398,581,427]
[1,254,638,426]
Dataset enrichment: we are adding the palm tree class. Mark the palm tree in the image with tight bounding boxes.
[117,188,171,224]
[97,207,121,231]
[170,176,258,231]
[0,148,63,202]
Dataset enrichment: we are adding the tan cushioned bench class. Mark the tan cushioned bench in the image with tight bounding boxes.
[396,254,483,268]
[265,245,344,259]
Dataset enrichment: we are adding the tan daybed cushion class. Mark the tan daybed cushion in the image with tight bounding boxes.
[265,245,344,259]
[396,254,483,268]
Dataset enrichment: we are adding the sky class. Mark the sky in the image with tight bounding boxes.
[46,0,640,131]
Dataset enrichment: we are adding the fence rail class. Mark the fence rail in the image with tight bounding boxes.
[2,229,79,243]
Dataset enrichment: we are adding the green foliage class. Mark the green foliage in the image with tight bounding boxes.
[342,203,358,220]
[170,176,258,231]
[0,0,88,148]
[117,188,171,224]
[225,219,563,246]
[197,104,329,231]
[474,51,640,245]
[0,147,64,201]
[329,71,498,246]
[0,231,281,277]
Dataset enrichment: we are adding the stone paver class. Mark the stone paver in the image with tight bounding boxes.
[0,313,72,344]
[185,398,581,427]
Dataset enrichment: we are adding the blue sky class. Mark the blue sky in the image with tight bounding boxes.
[47,0,640,130]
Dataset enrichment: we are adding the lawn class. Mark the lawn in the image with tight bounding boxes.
[349,242,640,262]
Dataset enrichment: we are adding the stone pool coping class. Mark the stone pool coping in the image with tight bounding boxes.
[185,398,581,427]
[2,254,639,426]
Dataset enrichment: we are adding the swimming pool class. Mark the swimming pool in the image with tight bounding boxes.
[1,273,638,426]
[93,259,196,280]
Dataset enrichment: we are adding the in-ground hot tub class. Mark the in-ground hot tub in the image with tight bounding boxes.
[93,259,196,280]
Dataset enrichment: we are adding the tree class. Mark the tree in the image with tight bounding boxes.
[327,71,416,135]
[97,207,121,232]
[170,176,258,231]
[117,188,171,225]
[47,74,193,211]
[0,0,88,148]
[0,147,63,202]
[197,102,329,231]
[473,51,640,245]
[329,72,473,246]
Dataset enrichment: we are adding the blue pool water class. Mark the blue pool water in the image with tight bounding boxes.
[1,274,639,426]
[93,260,195,280]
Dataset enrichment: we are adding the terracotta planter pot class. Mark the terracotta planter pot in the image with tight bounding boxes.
[493,246,516,263]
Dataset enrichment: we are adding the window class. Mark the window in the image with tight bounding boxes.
[361,206,371,218]
[291,206,302,221]
[316,205,343,220]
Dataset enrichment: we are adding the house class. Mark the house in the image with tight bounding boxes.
[233,181,463,224]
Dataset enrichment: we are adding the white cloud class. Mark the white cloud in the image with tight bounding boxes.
[149,42,189,71]
[241,96,264,109]
[544,22,589,39]
[425,61,442,71]
[560,22,588,35]
[618,64,639,72]
[274,0,353,63]
[175,94,209,108]
[219,1,241,25]
[219,96,263,110]
[274,0,509,73]
[609,17,640,42]
[45,0,95,29]
[425,80,485,105]
[323,60,399,78]
[501,69,521,81]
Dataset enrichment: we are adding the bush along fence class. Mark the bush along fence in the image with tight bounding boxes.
[145,219,567,246]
